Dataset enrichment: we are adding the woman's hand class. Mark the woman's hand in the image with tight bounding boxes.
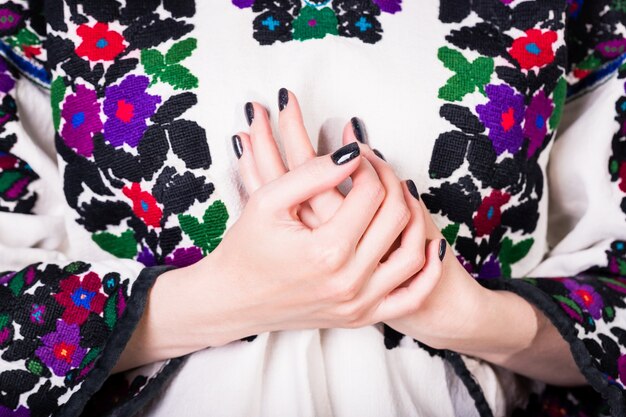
[240,90,585,387]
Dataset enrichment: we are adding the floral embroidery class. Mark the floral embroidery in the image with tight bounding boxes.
[61,84,102,157]
[0,56,38,213]
[233,0,402,45]
[0,261,133,415]
[35,320,87,377]
[103,75,161,148]
[75,23,126,62]
[47,1,229,266]
[53,272,106,325]
[509,29,558,70]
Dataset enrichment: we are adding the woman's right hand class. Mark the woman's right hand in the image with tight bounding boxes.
[198,140,430,343]
[114,105,428,373]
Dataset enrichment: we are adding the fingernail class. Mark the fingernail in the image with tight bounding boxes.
[278,88,289,111]
[232,135,243,159]
[245,102,254,126]
[406,180,420,201]
[438,239,447,261]
[373,149,386,161]
[351,117,366,144]
[331,142,360,165]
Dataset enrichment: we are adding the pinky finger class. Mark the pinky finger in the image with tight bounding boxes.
[374,238,445,322]
[233,133,263,195]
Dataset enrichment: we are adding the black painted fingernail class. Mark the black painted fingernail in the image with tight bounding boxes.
[406,180,420,201]
[331,142,360,165]
[245,102,254,126]
[232,135,243,159]
[373,149,386,161]
[438,239,447,261]
[351,117,366,144]
[278,88,289,111]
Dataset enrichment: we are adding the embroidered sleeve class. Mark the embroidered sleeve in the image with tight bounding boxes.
[0,3,186,416]
[475,12,626,417]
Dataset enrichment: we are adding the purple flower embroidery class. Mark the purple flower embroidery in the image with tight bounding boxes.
[165,246,203,268]
[596,38,626,59]
[373,0,403,14]
[137,246,157,267]
[524,90,553,156]
[35,320,87,377]
[478,255,501,278]
[103,75,161,148]
[619,354,626,386]
[476,84,525,155]
[0,59,15,94]
[60,85,102,157]
[232,0,254,8]
[563,280,604,319]
[0,405,30,417]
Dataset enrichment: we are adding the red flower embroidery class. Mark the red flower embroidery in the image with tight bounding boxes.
[509,29,557,70]
[122,183,163,228]
[75,22,125,61]
[473,190,510,237]
[53,272,106,325]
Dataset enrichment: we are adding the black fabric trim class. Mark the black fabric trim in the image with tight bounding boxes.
[56,265,176,417]
[444,351,494,417]
[105,356,187,417]
[479,278,626,417]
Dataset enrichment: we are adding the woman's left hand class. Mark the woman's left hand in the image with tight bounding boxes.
[235,90,508,353]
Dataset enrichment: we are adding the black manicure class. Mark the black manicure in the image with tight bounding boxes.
[406,180,420,201]
[351,117,366,144]
[245,102,254,126]
[373,149,386,161]
[438,239,447,261]
[331,142,360,165]
[278,88,289,111]
[232,135,243,159]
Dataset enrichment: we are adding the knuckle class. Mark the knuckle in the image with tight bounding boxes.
[402,252,425,275]
[336,301,365,325]
[315,240,351,272]
[326,276,360,303]
[364,181,385,204]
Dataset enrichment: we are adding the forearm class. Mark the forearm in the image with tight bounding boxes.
[453,288,586,386]
[112,258,254,373]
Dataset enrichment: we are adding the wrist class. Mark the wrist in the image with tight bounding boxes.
[453,287,541,362]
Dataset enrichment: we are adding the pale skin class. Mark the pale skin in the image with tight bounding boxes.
[114,91,586,388]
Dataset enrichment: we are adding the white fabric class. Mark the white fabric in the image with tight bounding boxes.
[5,1,626,415]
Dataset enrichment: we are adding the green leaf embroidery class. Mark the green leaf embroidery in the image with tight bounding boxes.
[498,237,534,278]
[438,47,493,102]
[50,77,66,132]
[554,295,583,318]
[165,38,197,65]
[160,64,198,90]
[0,171,23,194]
[618,258,626,276]
[6,28,41,48]
[178,200,229,255]
[141,49,165,76]
[605,305,615,321]
[79,347,102,369]
[599,277,626,291]
[499,237,534,264]
[549,77,567,130]
[441,223,460,246]
[141,38,198,90]
[92,230,138,259]
[26,358,44,376]
[104,293,118,330]
[8,269,25,296]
